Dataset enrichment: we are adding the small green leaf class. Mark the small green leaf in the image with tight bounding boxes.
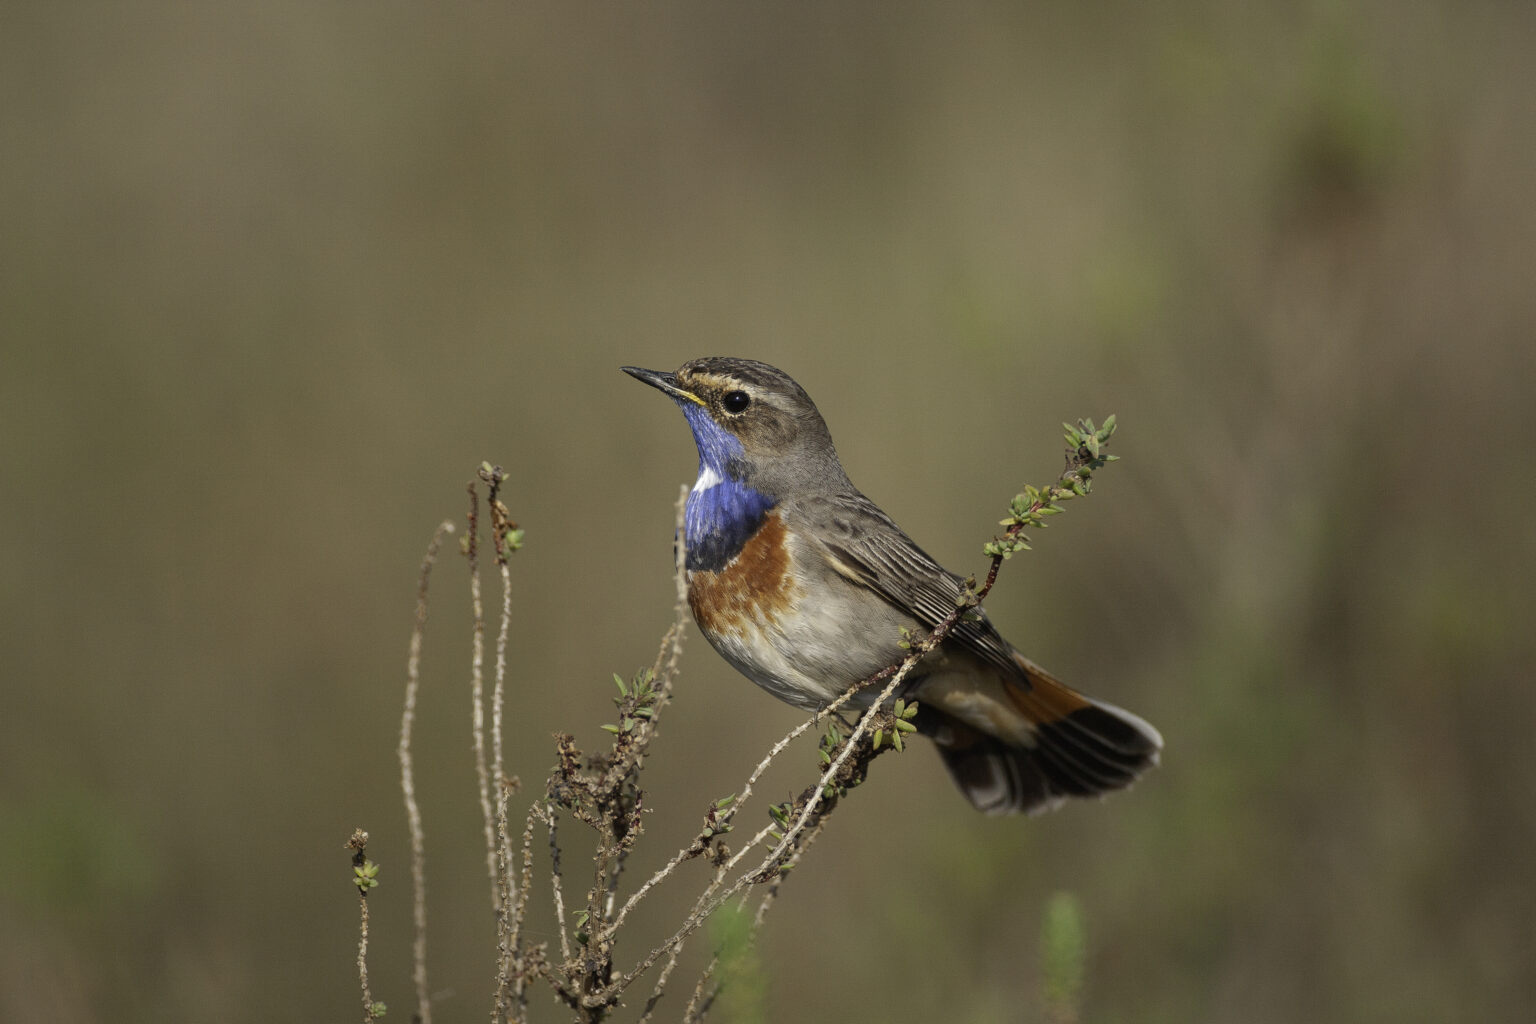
[353,860,381,892]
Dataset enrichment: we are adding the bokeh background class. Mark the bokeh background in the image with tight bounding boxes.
[4,3,1533,1022]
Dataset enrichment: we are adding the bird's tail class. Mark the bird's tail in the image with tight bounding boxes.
[921,656,1162,816]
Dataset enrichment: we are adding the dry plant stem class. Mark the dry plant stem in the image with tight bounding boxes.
[697,684,865,885]
[481,466,526,1023]
[768,650,922,865]
[609,834,704,936]
[686,822,819,1024]
[637,936,686,1022]
[586,488,694,934]
[610,672,860,939]
[348,830,376,1024]
[356,893,373,1023]
[400,519,453,1024]
[718,818,828,1005]
[492,559,512,806]
[663,484,691,680]
[493,780,519,1023]
[634,950,682,1024]
[748,818,821,932]
[509,807,539,1015]
[486,469,516,863]
[680,955,720,1024]
[553,489,694,1018]
[612,486,692,780]
[544,803,575,969]
[466,483,497,902]
[490,561,517,1017]
[623,690,856,949]
[723,681,863,837]
[614,669,905,1002]
[623,643,920,1013]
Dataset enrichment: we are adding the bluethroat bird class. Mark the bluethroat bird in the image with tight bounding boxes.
[623,357,1161,815]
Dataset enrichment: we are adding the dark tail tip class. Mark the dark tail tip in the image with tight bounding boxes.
[926,702,1161,816]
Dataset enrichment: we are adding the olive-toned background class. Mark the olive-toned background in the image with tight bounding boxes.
[4,4,1532,1022]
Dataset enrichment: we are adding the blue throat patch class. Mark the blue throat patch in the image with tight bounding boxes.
[678,402,774,572]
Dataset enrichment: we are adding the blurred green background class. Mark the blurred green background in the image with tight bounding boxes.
[3,3,1532,1022]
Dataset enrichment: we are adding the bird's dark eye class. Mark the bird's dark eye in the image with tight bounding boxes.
[721,390,751,414]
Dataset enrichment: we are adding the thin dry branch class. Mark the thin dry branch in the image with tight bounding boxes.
[679,953,720,1024]
[493,777,519,1024]
[655,484,691,694]
[611,670,906,1002]
[465,482,497,903]
[612,638,875,943]
[478,465,528,1023]
[544,801,575,970]
[489,503,514,819]
[400,519,453,1024]
[685,815,826,1023]
[618,667,881,983]
[508,802,539,1017]
[347,830,380,1024]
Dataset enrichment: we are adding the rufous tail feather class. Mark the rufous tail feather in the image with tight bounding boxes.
[921,657,1161,815]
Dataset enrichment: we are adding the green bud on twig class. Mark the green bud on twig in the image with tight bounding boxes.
[353,860,381,894]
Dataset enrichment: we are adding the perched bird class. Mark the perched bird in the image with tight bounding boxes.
[623,357,1160,815]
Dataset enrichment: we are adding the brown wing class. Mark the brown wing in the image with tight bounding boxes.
[799,491,1025,681]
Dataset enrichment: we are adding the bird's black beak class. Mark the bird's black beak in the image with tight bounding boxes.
[622,365,705,406]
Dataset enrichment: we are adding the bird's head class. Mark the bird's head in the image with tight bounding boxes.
[623,357,850,500]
